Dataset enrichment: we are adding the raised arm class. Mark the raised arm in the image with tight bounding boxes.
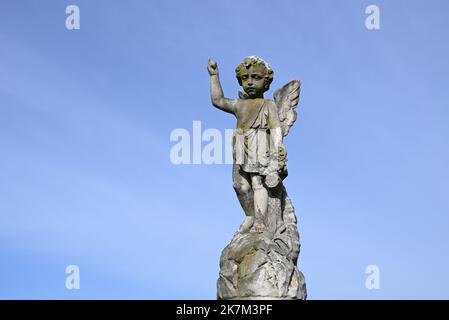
[207,59,237,115]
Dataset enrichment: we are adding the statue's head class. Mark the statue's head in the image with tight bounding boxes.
[235,56,274,98]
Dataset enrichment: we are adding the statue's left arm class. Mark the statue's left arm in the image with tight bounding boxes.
[268,102,286,162]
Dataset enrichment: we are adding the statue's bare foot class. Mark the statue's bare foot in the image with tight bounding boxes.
[238,216,254,233]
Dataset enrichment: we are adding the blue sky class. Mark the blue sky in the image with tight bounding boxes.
[1,0,449,299]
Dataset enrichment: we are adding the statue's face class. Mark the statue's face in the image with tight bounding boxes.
[240,64,267,98]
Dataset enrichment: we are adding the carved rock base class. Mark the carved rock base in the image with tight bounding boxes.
[217,184,307,300]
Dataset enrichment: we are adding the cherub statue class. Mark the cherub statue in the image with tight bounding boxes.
[207,56,300,234]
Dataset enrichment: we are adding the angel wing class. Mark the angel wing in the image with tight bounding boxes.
[273,79,301,137]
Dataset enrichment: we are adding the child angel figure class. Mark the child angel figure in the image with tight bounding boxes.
[207,56,300,233]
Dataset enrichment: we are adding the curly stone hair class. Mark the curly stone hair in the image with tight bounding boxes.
[235,56,274,91]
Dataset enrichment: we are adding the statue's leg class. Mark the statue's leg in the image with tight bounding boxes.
[250,173,268,232]
[232,164,254,232]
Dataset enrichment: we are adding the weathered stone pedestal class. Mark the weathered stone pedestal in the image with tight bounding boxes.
[217,184,307,300]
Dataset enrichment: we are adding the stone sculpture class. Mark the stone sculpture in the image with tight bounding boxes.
[207,56,307,300]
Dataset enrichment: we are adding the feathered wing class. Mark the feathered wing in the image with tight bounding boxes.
[273,79,301,137]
